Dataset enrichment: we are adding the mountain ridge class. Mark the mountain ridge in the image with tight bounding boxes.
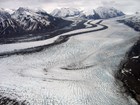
[0,7,72,38]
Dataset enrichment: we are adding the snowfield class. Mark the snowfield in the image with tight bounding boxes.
[0,19,140,105]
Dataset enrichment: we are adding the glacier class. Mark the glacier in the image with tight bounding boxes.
[0,18,139,105]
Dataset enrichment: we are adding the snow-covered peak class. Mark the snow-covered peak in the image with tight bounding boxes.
[12,7,46,21]
[0,8,10,16]
[83,9,94,16]
[0,7,71,38]
[35,8,50,17]
[16,7,31,13]
[5,8,15,14]
[94,6,124,19]
[11,7,51,31]
[12,7,50,18]
[12,7,36,16]
[0,8,11,21]
[51,8,85,18]
[34,8,47,13]
[86,7,124,19]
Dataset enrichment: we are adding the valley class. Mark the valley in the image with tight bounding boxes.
[0,6,140,105]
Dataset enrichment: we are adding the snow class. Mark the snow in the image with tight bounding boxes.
[0,18,139,105]
[51,8,85,18]
[0,20,102,53]
[118,13,140,31]
[123,13,140,23]
[4,8,15,14]
[85,7,124,19]
[83,9,94,17]
[11,7,51,31]
[132,56,139,59]
[95,7,124,19]
[0,8,11,22]
[51,7,124,20]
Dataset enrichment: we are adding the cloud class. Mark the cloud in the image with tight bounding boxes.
[0,0,139,14]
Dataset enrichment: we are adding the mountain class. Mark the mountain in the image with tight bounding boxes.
[0,8,11,20]
[86,7,125,19]
[118,13,140,31]
[51,8,86,18]
[0,7,71,38]
[0,8,24,38]
[0,7,125,38]
[4,8,15,14]
[51,7,124,20]
[117,13,140,103]
[12,7,68,32]
[12,7,52,31]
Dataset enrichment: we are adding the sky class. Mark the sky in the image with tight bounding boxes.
[0,0,140,14]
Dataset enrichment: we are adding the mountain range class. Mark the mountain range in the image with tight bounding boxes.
[0,7,71,38]
[0,6,125,38]
[51,7,125,19]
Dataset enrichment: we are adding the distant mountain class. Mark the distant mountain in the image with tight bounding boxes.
[0,7,71,38]
[51,7,124,20]
[4,8,15,14]
[86,7,125,19]
[51,8,86,18]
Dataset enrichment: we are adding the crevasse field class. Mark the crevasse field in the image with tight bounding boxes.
[0,19,139,105]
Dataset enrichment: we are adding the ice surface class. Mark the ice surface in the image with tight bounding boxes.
[0,19,139,105]
[0,20,101,53]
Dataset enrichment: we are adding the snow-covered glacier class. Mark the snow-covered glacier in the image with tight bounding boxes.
[0,18,139,105]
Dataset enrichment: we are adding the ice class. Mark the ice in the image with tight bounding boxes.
[0,19,139,105]
[0,20,101,53]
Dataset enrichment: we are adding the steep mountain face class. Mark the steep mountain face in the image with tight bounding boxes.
[12,7,65,32]
[51,8,85,18]
[0,8,24,38]
[0,8,11,21]
[12,7,51,32]
[118,14,140,103]
[86,7,124,19]
[0,7,71,38]
[119,40,140,103]
[118,13,140,31]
